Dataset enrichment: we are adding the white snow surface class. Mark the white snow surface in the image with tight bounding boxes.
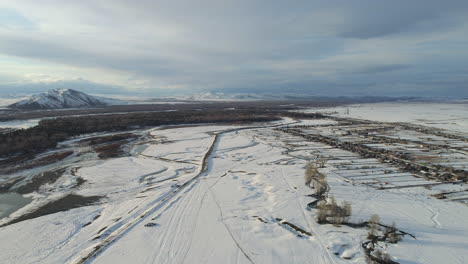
[0,119,40,129]
[302,102,468,134]
[0,112,467,264]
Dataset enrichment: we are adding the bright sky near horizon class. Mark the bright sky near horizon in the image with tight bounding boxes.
[0,1,467,96]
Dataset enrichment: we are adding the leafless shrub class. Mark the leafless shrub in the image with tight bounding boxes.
[316,196,352,225]
[343,201,352,220]
[315,178,329,197]
[316,201,328,223]
[367,214,380,239]
[331,200,352,225]
[305,161,329,198]
[384,222,402,243]
[317,157,327,168]
[304,162,315,187]
[372,249,395,264]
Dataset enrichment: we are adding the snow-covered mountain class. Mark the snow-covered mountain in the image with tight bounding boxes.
[8,89,126,110]
[160,92,278,101]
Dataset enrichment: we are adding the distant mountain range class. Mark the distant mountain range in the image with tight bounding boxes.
[8,89,126,110]
[159,92,420,103]
[6,89,461,111]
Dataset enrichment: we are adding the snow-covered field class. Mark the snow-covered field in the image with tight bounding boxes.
[0,119,40,129]
[0,104,467,264]
[302,102,468,134]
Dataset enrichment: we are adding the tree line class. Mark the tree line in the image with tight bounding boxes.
[0,109,278,157]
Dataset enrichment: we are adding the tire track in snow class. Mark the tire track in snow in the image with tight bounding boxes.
[205,177,255,264]
[147,179,204,263]
[71,133,221,264]
[395,188,442,229]
[72,121,299,264]
[278,167,338,264]
[179,169,231,263]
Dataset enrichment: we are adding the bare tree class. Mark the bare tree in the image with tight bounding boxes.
[331,200,352,225]
[316,156,327,168]
[343,201,352,223]
[372,249,394,264]
[304,161,328,192]
[304,162,315,187]
[316,196,352,225]
[367,214,380,239]
[316,201,328,223]
[385,222,402,243]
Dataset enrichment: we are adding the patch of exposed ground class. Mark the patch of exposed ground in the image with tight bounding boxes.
[79,133,138,146]
[0,151,73,175]
[13,168,67,194]
[0,194,103,227]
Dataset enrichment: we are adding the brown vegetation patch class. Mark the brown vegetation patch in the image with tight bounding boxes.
[13,168,67,194]
[275,217,313,237]
[0,151,73,175]
[79,133,138,146]
[94,143,126,159]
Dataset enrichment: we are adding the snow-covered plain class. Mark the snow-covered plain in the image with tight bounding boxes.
[0,106,467,264]
[302,102,468,134]
[0,119,40,129]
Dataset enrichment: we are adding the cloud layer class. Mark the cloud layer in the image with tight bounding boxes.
[0,0,467,96]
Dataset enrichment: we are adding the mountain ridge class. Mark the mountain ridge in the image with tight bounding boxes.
[8,89,125,110]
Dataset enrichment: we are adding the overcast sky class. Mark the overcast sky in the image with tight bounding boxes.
[0,0,467,97]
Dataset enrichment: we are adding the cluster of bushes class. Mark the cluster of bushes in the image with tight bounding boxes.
[94,143,127,159]
[303,160,352,225]
[367,214,403,244]
[316,197,352,225]
[0,109,278,157]
[304,160,329,197]
[364,215,405,264]
[369,249,396,264]
[302,157,405,264]
[79,133,137,146]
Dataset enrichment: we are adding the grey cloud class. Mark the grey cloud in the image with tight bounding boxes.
[0,0,467,97]
[333,0,468,39]
[0,35,178,77]
[347,64,411,75]
[0,80,130,96]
